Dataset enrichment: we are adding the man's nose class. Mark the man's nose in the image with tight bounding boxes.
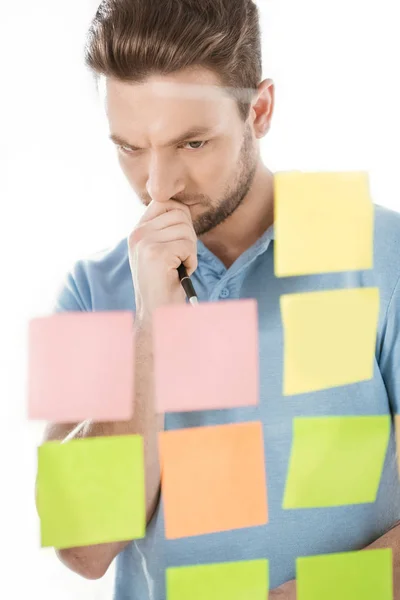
[146,153,184,203]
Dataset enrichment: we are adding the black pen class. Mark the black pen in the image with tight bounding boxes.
[178,264,199,305]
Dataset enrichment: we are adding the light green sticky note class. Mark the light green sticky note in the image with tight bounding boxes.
[37,435,145,548]
[281,288,380,396]
[166,560,269,600]
[283,416,390,508]
[297,549,393,600]
[274,171,374,277]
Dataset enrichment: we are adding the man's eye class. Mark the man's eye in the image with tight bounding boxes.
[118,145,135,155]
[183,141,209,150]
[118,141,209,154]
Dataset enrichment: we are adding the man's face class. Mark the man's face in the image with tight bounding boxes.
[104,67,260,236]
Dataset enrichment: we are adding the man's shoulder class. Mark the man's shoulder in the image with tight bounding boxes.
[53,236,133,312]
[81,236,130,274]
[372,204,400,302]
[374,203,400,248]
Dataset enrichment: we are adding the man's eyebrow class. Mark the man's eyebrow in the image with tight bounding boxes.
[109,126,216,149]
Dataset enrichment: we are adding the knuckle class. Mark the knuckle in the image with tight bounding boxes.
[141,241,158,260]
[174,204,191,219]
[173,208,190,225]
[129,226,145,246]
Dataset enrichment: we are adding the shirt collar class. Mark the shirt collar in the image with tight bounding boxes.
[197,223,275,258]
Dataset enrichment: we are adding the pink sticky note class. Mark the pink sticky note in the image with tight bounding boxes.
[28,311,134,422]
[153,300,259,412]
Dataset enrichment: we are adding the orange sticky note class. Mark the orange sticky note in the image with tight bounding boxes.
[159,422,268,539]
[28,311,134,422]
[153,300,259,412]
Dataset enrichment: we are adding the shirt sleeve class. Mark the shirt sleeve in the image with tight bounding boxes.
[378,274,400,415]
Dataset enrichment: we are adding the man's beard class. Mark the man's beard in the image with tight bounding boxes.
[191,125,258,237]
[139,124,258,236]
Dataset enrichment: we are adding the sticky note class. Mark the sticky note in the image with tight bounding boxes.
[28,311,134,422]
[153,300,259,412]
[283,416,390,509]
[297,549,393,600]
[281,287,380,396]
[37,435,145,548]
[395,415,400,477]
[274,171,374,277]
[159,422,268,539]
[166,559,269,600]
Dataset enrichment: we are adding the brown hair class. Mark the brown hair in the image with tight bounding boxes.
[84,0,263,121]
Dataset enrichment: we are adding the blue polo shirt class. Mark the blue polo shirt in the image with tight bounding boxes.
[53,203,400,599]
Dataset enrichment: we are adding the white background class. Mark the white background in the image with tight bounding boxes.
[1,0,399,597]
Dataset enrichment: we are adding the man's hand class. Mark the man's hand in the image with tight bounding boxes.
[269,579,297,599]
[128,199,198,323]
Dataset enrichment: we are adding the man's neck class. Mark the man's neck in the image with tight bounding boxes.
[199,162,274,269]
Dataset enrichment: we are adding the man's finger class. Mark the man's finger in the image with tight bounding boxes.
[139,200,192,225]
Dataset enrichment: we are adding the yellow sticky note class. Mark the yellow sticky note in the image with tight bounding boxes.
[166,560,269,600]
[37,435,145,549]
[283,416,390,508]
[274,171,374,277]
[297,549,393,600]
[281,287,380,396]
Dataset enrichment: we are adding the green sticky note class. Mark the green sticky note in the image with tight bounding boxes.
[297,549,393,600]
[283,416,390,508]
[281,288,380,396]
[37,435,145,548]
[166,559,269,600]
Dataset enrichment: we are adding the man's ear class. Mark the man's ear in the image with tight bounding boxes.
[252,78,275,139]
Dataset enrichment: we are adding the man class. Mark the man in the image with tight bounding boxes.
[41,0,400,598]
